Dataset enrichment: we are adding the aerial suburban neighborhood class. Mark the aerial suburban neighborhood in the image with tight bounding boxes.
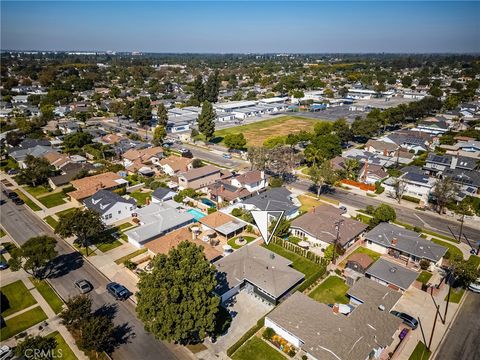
[0,2,479,360]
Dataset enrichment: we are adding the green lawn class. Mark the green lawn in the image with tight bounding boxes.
[409,341,431,360]
[44,216,59,229]
[117,222,135,231]
[340,246,381,267]
[264,242,321,277]
[74,244,96,257]
[2,242,18,255]
[29,277,64,314]
[37,192,67,208]
[129,191,152,206]
[232,336,285,360]
[297,194,323,212]
[309,276,350,304]
[24,185,51,198]
[467,255,480,270]
[14,190,42,211]
[114,248,148,265]
[430,238,463,260]
[55,207,77,218]
[0,227,5,237]
[0,158,19,171]
[0,280,37,317]
[227,236,256,250]
[96,239,123,252]
[47,331,78,360]
[445,288,465,303]
[0,306,48,341]
[417,271,433,285]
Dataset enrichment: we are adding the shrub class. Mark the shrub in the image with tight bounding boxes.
[231,208,243,217]
[302,356,308,360]
[262,327,275,340]
[269,177,284,188]
[288,349,296,357]
[413,226,422,233]
[365,205,375,215]
[62,185,75,194]
[113,187,127,196]
[401,195,421,204]
[123,260,136,270]
[334,268,342,276]
[419,259,430,270]
[207,207,216,214]
[246,225,253,233]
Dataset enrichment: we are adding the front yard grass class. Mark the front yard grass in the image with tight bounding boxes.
[309,276,350,304]
[37,192,67,208]
[47,331,78,360]
[297,194,323,212]
[55,207,77,218]
[0,227,5,237]
[409,341,431,360]
[227,236,256,249]
[74,244,96,257]
[29,277,64,314]
[14,190,41,211]
[263,242,320,278]
[417,271,433,285]
[430,238,463,260]
[129,191,152,206]
[232,336,285,360]
[445,287,465,303]
[24,185,51,198]
[0,306,48,341]
[467,255,480,270]
[96,239,123,253]
[0,280,37,317]
[114,248,148,265]
[44,216,59,229]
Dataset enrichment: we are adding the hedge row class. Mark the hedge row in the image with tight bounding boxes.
[226,317,265,357]
[296,267,326,293]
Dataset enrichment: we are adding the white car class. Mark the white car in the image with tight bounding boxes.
[468,278,480,293]
[0,345,13,360]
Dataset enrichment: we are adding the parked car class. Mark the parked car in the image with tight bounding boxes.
[468,278,480,293]
[179,148,193,158]
[0,199,6,205]
[0,262,9,271]
[339,205,347,214]
[6,169,18,175]
[390,310,418,329]
[106,282,130,300]
[0,345,13,360]
[13,198,24,205]
[74,279,93,294]
[222,153,232,159]
[6,191,18,199]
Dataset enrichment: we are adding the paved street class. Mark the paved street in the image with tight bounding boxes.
[0,188,191,360]
[291,179,480,242]
[435,292,480,360]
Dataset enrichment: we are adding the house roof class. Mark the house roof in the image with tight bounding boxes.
[347,253,374,269]
[151,187,175,201]
[208,181,251,202]
[100,133,126,144]
[365,223,447,262]
[199,211,247,236]
[242,187,299,213]
[9,145,53,162]
[234,170,264,185]
[124,202,195,244]
[68,172,128,201]
[43,151,70,169]
[365,139,399,152]
[347,277,401,310]
[366,259,418,290]
[144,227,221,262]
[291,206,367,246]
[122,146,163,162]
[159,156,193,173]
[214,244,304,299]
[83,189,136,215]
[266,291,401,360]
[49,162,95,186]
[179,165,221,182]
[443,168,480,188]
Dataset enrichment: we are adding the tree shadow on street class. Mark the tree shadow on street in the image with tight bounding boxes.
[49,251,84,278]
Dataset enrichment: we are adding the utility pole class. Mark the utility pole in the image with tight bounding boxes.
[428,303,441,350]
[333,219,344,265]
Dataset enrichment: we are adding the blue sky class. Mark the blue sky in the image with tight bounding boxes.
[1,1,479,53]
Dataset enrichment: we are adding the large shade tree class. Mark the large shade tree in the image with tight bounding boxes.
[136,241,220,344]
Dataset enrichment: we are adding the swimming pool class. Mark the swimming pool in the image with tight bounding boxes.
[187,208,206,221]
[200,198,216,208]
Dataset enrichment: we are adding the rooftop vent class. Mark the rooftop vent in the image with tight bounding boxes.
[390,267,397,273]
[378,304,385,311]
[270,253,275,260]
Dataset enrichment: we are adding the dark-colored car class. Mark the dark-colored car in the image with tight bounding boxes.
[74,279,93,294]
[106,282,130,300]
[179,148,193,158]
[0,262,9,271]
[13,198,24,205]
[0,199,6,205]
[6,191,18,199]
[7,169,19,175]
[390,310,418,329]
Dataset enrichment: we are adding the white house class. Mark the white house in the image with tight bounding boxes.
[83,190,137,225]
[230,170,267,192]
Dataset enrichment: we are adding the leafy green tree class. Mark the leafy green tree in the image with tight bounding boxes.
[131,96,152,126]
[313,122,333,136]
[136,241,220,344]
[269,177,283,188]
[304,134,342,164]
[308,160,338,196]
[449,257,480,288]
[245,91,257,100]
[156,103,168,128]
[370,204,396,227]
[18,155,54,187]
[269,216,291,239]
[15,335,57,360]
[343,158,360,180]
[55,209,106,256]
[401,76,413,88]
[40,104,55,122]
[192,74,205,103]
[60,295,93,327]
[191,158,203,168]
[351,117,379,140]
[78,314,116,355]
[205,71,220,103]
[63,131,93,149]
[152,125,167,146]
[198,101,216,141]
[432,177,459,214]
[263,136,285,148]
[332,118,352,143]
[11,236,58,279]
[223,133,246,150]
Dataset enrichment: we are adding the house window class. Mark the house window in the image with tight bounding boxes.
[118,210,121,214]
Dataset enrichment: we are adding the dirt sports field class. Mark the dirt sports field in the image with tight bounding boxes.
[215,115,323,146]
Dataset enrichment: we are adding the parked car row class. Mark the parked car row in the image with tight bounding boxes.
[73,279,130,300]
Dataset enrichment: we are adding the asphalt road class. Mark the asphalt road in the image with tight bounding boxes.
[435,291,480,360]
[291,179,480,243]
[0,188,189,360]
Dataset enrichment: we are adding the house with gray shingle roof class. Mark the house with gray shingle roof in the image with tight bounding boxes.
[240,187,300,219]
[364,223,447,269]
[83,189,136,225]
[365,258,418,291]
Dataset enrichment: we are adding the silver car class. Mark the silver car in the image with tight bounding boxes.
[74,279,93,294]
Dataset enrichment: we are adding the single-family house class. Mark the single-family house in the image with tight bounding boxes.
[159,156,193,176]
[198,211,247,240]
[214,244,304,304]
[383,171,436,203]
[364,223,447,269]
[9,145,54,168]
[413,117,449,135]
[177,165,222,190]
[365,258,418,291]
[124,202,195,248]
[83,189,136,225]
[48,162,95,189]
[365,140,399,157]
[68,172,128,203]
[151,187,176,202]
[358,162,388,184]
[207,181,251,205]
[240,187,300,219]
[122,146,164,174]
[230,170,268,192]
[291,206,368,251]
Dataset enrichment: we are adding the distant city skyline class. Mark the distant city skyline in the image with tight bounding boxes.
[1,1,479,53]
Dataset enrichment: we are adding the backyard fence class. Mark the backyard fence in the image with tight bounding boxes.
[270,237,330,267]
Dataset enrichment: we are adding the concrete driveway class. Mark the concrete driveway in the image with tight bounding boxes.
[205,290,272,355]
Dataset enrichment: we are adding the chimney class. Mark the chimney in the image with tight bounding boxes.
[146,196,150,206]
[392,238,398,246]
[332,304,339,314]
[220,184,225,191]
[260,170,265,179]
